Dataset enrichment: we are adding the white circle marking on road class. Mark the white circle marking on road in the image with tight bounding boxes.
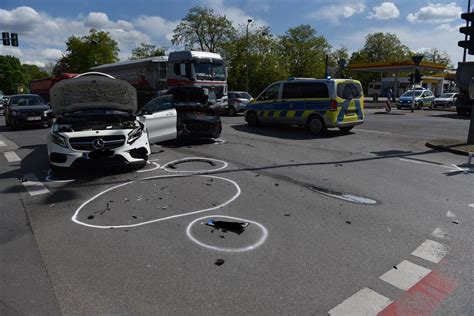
[71,174,241,229]
[136,162,161,173]
[186,215,268,252]
[161,157,228,173]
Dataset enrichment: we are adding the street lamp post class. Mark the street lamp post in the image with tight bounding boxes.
[246,18,252,92]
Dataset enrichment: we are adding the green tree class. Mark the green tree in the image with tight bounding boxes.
[221,26,287,96]
[418,48,452,68]
[0,55,28,94]
[350,32,410,64]
[277,25,331,78]
[172,6,236,52]
[330,46,350,78]
[129,43,165,60]
[348,32,411,92]
[22,64,49,81]
[61,28,119,73]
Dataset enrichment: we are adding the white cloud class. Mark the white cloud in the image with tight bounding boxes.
[309,2,366,24]
[0,6,178,66]
[407,2,462,24]
[203,0,268,30]
[368,2,400,20]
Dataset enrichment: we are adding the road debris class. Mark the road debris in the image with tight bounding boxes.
[215,259,225,266]
[206,219,249,235]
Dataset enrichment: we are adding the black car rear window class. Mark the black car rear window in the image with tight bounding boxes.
[10,95,46,106]
[282,82,329,99]
[337,82,362,99]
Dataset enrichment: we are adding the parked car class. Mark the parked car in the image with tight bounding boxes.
[396,89,435,109]
[47,72,173,171]
[227,91,253,116]
[155,86,222,139]
[245,78,365,135]
[433,93,458,108]
[4,94,52,129]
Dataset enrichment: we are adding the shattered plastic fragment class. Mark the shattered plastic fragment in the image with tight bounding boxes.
[206,219,249,235]
[215,259,225,266]
[87,215,94,220]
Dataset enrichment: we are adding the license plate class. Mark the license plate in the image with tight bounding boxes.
[27,116,41,121]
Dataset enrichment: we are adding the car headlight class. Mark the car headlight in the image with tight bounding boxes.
[51,133,67,148]
[11,110,18,116]
[127,122,144,145]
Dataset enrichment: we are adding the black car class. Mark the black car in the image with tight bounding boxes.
[4,94,52,129]
[161,86,222,139]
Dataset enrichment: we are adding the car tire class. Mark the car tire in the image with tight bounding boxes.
[339,126,354,134]
[307,115,326,136]
[246,111,259,127]
[228,106,237,116]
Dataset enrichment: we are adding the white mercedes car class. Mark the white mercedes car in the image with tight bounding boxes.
[47,72,177,171]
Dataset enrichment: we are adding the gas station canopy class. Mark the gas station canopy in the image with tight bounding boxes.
[348,60,446,73]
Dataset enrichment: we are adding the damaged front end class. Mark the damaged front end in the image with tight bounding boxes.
[176,102,222,139]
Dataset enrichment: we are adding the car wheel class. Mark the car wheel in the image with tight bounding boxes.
[339,126,354,134]
[228,106,237,116]
[246,111,259,127]
[307,115,326,136]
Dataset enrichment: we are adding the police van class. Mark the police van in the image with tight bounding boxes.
[245,78,365,135]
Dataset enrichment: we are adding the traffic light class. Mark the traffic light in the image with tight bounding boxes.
[409,73,414,84]
[459,12,474,55]
[2,32,9,46]
[10,33,18,46]
[414,69,423,83]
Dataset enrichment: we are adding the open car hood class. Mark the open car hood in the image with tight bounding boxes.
[50,75,137,115]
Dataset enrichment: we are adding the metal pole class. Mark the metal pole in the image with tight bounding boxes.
[246,19,252,92]
[463,0,471,62]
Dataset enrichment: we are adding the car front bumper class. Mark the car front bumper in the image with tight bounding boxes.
[47,130,151,169]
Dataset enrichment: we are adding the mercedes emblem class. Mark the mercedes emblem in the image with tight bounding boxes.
[92,138,105,150]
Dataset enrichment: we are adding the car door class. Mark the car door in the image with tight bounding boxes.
[139,95,177,144]
[254,83,281,123]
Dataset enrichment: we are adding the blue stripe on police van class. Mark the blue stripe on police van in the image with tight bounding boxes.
[355,100,363,120]
[280,111,287,118]
[268,111,274,118]
[259,111,264,117]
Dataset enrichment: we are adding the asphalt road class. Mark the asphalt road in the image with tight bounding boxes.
[1,108,473,315]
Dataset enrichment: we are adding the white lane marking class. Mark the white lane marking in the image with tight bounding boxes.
[355,129,393,135]
[379,260,431,291]
[328,288,392,316]
[22,173,50,196]
[411,239,449,263]
[136,162,160,173]
[4,151,21,162]
[186,215,268,252]
[469,203,474,208]
[213,138,226,144]
[162,157,228,174]
[446,211,457,218]
[431,227,450,240]
[399,158,455,170]
[0,140,6,146]
[72,174,241,229]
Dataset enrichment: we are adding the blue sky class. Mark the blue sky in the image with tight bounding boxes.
[0,0,471,68]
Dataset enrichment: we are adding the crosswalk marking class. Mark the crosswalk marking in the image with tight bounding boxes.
[328,288,392,316]
[4,151,21,162]
[379,260,431,291]
[411,239,449,263]
[22,173,49,196]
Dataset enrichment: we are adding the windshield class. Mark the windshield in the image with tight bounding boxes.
[10,95,46,106]
[402,90,423,97]
[194,62,226,81]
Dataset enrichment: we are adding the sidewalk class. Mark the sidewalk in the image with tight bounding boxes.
[426,139,474,156]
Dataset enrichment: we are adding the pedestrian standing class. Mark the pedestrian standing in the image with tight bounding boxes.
[386,89,392,113]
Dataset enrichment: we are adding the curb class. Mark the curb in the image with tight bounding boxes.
[425,142,470,156]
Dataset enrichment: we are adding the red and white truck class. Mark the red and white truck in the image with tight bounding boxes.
[29,73,78,102]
